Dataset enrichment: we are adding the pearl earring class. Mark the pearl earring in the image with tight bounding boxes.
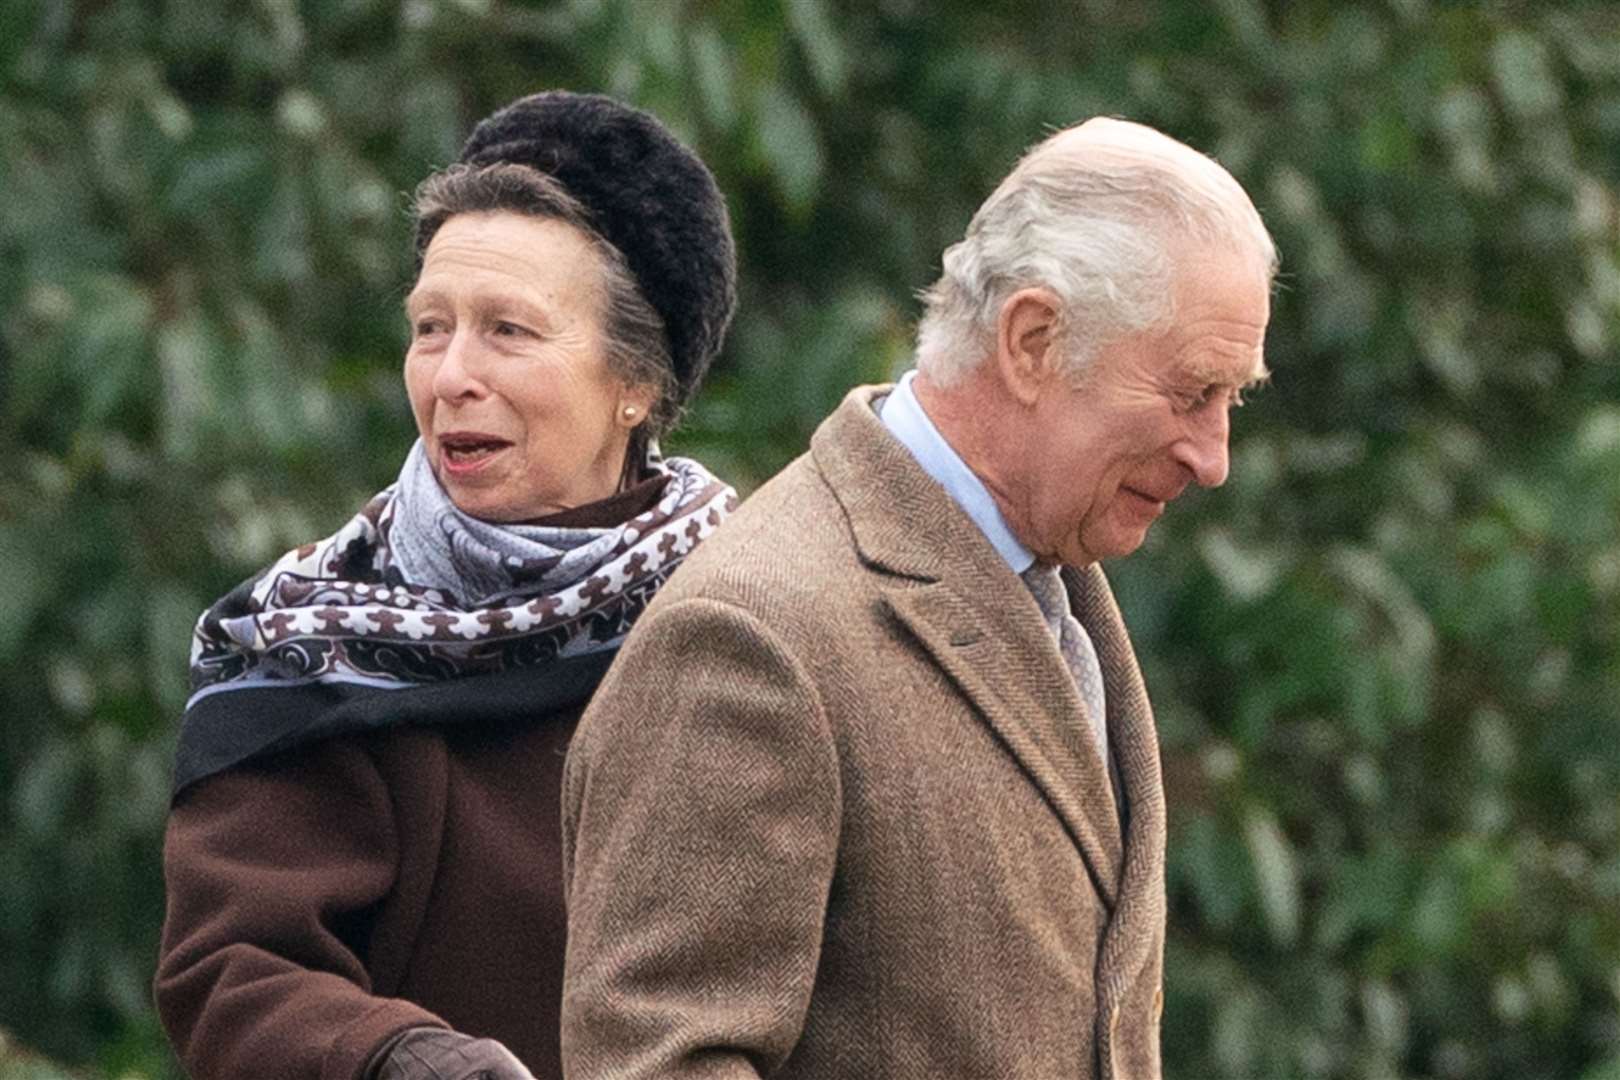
[622,405,639,420]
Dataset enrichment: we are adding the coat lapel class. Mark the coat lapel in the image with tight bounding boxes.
[812,386,1125,905]
[1070,563,1169,1010]
[882,582,1124,907]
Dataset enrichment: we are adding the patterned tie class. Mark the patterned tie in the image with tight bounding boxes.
[1021,563,1109,766]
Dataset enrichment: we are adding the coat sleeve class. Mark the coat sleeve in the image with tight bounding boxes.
[560,596,842,1079]
[155,738,448,1080]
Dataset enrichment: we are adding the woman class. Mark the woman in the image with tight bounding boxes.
[155,91,738,1080]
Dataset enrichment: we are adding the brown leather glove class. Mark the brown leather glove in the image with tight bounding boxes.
[369,1027,537,1080]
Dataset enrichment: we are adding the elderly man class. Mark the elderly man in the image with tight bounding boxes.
[559,117,1276,1079]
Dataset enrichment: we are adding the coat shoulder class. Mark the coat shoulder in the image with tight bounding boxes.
[654,451,867,621]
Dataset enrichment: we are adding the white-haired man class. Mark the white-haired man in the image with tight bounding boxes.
[560,117,1276,1079]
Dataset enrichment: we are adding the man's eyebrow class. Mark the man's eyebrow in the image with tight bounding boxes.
[404,288,445,317]
[1180,355,1271,388]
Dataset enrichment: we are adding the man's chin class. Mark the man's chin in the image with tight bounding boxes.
[1077,525,1151,564]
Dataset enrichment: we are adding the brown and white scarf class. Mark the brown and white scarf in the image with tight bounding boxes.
[187,440,736,707]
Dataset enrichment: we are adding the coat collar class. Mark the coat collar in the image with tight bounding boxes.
[810,385,1172,911]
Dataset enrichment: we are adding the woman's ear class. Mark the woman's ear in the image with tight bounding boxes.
[616,383,658,429]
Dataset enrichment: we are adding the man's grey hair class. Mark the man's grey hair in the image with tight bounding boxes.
[915,147,1278,387]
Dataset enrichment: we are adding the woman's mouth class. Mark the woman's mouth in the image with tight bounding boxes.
[438,434,511,475]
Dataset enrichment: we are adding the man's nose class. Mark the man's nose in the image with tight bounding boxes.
[1174,407,1230,488]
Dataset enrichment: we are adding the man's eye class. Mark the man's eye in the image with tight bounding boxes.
[493,321,530,337]
[1175,385,1243,413]
[1174,388,1209,412]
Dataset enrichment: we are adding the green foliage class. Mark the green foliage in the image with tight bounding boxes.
[1,1,1617,1077]
[1,1025,88,1079]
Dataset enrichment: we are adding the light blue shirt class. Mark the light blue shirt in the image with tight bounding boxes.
[879,370,1035,575]
[879,370,1113,776]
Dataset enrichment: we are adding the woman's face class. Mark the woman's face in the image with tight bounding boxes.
[404,211,652,521]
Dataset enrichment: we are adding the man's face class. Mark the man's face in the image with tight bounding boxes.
[1013,247,1271,566]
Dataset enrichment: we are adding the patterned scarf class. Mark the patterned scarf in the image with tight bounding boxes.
[187,440,736,708]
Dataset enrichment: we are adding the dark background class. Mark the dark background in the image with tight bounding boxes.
[2,1,1618,1077]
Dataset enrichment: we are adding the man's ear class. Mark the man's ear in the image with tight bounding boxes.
[994,287,1062,407]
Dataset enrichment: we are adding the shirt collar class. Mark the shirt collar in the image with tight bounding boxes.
[879,370,1035,574]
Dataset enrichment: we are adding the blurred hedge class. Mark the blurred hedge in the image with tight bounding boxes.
[1,2,1617,1078]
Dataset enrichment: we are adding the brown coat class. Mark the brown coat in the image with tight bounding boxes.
[155,665,602,1080]
[561,385,1168,1079]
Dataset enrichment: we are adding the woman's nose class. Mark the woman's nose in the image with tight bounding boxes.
[432,330,487,401]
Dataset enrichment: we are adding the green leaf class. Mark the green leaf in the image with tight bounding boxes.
[12,739,79,844]
[66,275,154,430]
[783,0,847,98]
[1491,30,1563,121]
[1242,804,1301,947]
[0,524,59,663]
[687,22,739,130]
[753,84,823,213]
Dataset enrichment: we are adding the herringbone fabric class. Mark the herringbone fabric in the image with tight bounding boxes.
[1022,562,1109,762]
[562,385,1168,1080]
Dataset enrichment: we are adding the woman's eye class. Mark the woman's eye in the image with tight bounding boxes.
[413,318,445,338]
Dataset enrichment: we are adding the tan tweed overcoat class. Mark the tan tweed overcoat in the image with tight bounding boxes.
[561,385,1167,1079]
